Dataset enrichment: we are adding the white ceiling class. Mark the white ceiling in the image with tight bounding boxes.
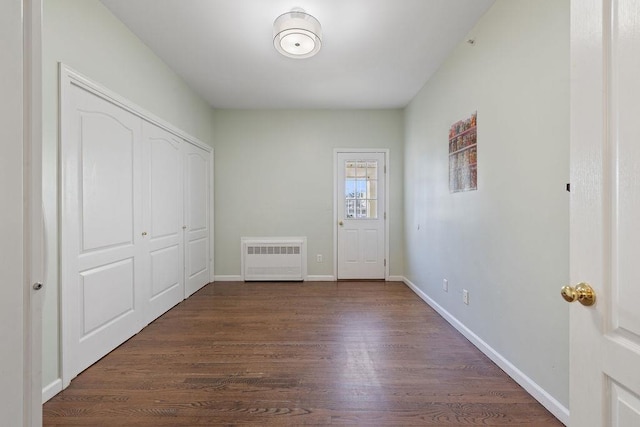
[100,0,494,109]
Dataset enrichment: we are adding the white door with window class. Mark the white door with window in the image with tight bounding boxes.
[569,0,640,425]
[336,151,386,279]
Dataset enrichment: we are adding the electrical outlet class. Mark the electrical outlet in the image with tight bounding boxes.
[463,289,469,305]
[443,279,448,292]
[316,254,323,263]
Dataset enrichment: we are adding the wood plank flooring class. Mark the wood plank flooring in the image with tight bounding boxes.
[43,281,563,426]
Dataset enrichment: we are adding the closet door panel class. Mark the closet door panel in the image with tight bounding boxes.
[184,143,211,297]
[150,245,180,297]
[81,259,134,334]
[142,121,184,323]
[150,134,181,236]
[62,84,144,383]
[80,113,134,251]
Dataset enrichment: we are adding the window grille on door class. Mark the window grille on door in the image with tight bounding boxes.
[344,160,378,219]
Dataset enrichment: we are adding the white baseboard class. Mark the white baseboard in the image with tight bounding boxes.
[213,275,243,282]
[306,275,336,281]
[42,378,63,403]
[387,275,404,282]
[215,275,337,282]
[403,277,569,426]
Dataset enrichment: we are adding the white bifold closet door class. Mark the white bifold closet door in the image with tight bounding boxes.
[184,142,211,297]
[62,84,146,382]
[141,122,184,323]
[61,70,212,385]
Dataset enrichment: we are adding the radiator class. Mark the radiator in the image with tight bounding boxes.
[241,237,307,281]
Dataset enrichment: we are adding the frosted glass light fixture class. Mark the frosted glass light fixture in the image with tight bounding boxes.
[273,8,322,59]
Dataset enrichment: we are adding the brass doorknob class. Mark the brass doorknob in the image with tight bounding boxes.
[338,220,344,226]
[560,282,596,306]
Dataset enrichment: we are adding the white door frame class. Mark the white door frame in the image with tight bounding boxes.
[25,0,43,424]
[333,148,390,280]
[6,0,44,424]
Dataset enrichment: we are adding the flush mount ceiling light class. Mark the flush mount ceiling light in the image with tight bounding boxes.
[273,8,322,59]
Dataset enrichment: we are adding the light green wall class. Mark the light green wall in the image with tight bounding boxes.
[404,0,569,408]
[42,0,570,415]
[212,109,404,278]
[42,0,216,388]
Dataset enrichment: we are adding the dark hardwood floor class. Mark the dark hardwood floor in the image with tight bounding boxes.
[43,281,563,426]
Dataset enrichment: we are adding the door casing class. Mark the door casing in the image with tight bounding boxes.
[25,0,43,424]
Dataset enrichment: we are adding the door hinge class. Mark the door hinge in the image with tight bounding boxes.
[384,212,387,220]
[384,165,387,174]
[384,259,387,267]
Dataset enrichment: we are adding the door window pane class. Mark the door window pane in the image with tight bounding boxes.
[345,179,356,198]
[344,159,379,219]
[368,200,378,217]
[369,180,378,199]
[346,199,356,218]
[346,162,357,178]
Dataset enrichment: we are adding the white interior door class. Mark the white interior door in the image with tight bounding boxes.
[61,83,144,383]
[184,142,212,297]
[570,0,640,425]
[142,121,184,323]
[336,152,386,279]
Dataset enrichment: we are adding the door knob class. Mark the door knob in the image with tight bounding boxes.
[560,282,596,306]
[338,220,344,226]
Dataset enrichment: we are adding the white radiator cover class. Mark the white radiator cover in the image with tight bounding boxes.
[241,237,307,281]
